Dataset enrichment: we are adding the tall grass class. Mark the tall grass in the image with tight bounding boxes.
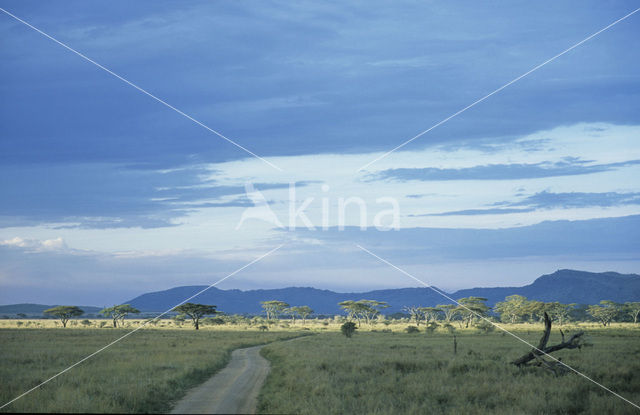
[258,328,640,414]
[0,328,303,413]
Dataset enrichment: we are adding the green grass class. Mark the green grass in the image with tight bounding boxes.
[0,328,304,413]
[2,324,639,413]
[258,328,640,414]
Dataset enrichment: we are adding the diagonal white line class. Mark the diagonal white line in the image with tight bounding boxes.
[355,244,640,410]
[0,244,284,411]
[0,7,283,172]
[357,7,640,172]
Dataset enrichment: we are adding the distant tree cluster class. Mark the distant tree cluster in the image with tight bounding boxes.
[494,295,575,325]
[100,304,140,328]
[588,301,640,326]
[395,296,640,327]
[339,300,389,326]
[32,296,640,330]
[260,301,289,320]
[326,296,640,329]
[261,301,314,324]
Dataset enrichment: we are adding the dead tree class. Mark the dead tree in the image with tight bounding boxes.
[512,312,585,375]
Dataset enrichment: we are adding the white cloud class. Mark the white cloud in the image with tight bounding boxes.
[195,122,640,230]
[0,123,638,255]
[0,237,68,252]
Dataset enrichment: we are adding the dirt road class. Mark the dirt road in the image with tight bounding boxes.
[170,345,270,414]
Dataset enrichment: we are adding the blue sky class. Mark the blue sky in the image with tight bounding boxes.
[1,1,639,305]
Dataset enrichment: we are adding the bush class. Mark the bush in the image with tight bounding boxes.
[341,322,357,338]
[443,323,455,333]
[426,321,439,333]
[405,325,420,333]
[81,319,92,326]
[202,317,225,326]
[474,320,495,333]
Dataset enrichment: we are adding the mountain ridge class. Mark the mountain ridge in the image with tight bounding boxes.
[124,269,640,314]
[2,269,638,315]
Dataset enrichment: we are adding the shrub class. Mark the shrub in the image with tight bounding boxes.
[81,319,92,326]
[405,325,420,333]
[474,320,495,333]
[341,322,357,338]
[202,317,225,326]
[426,321,439,333]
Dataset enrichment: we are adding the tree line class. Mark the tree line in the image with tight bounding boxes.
[40,296,640,329]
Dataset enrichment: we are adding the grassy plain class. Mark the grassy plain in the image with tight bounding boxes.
[258,327,640,414]
[1,320,639,414]
[0,328,303,413]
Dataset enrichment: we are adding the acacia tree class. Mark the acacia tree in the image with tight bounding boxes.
[525,300,546,322]
[358,300,389,325]
[419,307,441,323]
[587,300,620,326]
[339,300,362,325]
[624,302,640,324]
[283,307,297,324]
[456,297,490,328]
[545,302,575,326]
[172,303,217,330]
[44,306,84,328]
[291,306,313,325]
[100,304,140,328]
[261,300,289,321]
[494,295,527,323]
[436,304,459,323]
[403,306,424,326]
[339,300,388,326]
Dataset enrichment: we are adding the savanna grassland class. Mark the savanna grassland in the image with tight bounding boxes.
[258,327,640,415]
[1,321,639,414]
[0,328,304,413]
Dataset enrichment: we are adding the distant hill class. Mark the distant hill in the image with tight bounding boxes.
[3,270,638,316]
[123,269,640,314]
[452,269,640,306]
[0,303,103,316]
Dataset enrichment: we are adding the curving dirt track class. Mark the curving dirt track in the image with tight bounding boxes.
[170,345,270,414]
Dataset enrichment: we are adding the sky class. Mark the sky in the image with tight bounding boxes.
[1,1,639,306]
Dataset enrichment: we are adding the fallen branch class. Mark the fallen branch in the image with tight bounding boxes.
[512,312,585,367]
[531,352,570,376]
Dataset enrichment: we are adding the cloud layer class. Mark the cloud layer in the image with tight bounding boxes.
[1,2,639,304]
